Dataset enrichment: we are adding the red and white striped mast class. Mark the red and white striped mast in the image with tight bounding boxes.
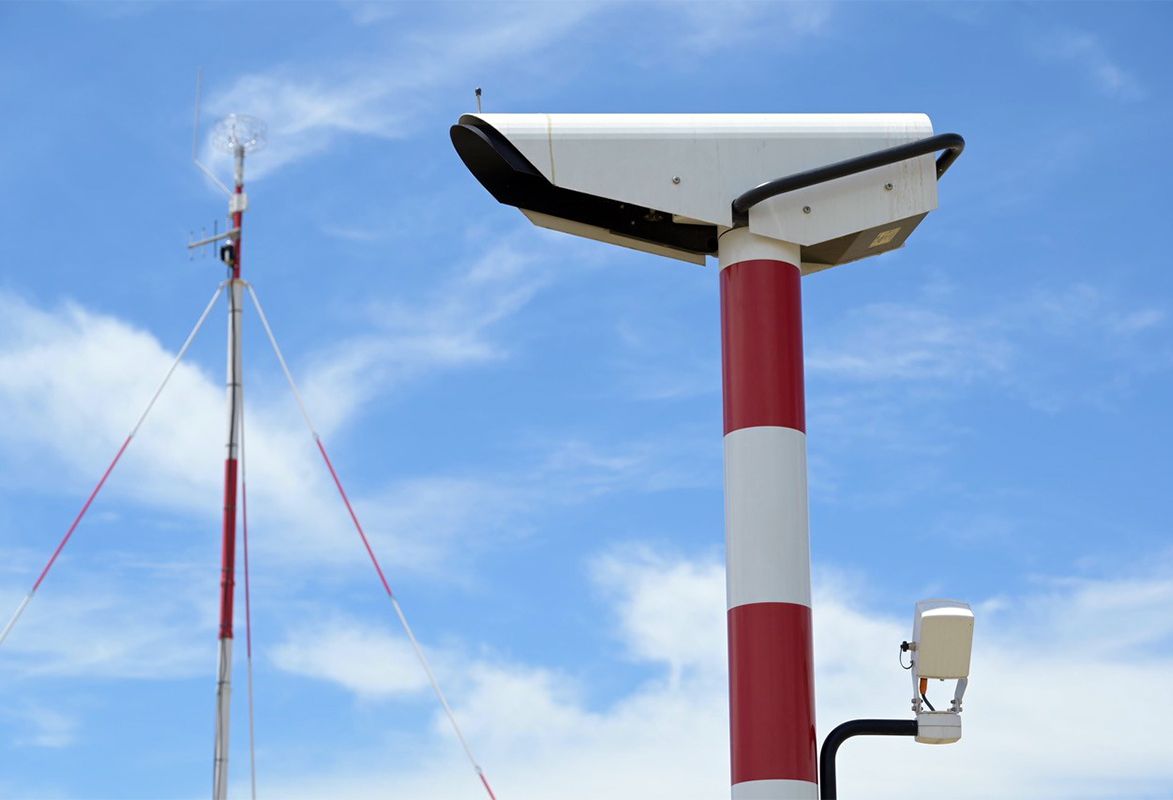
[208,113,264,800]
[719,229,816,797]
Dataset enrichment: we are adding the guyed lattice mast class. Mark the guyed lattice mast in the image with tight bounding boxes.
[0,109,496,800]
[209,112,262,800]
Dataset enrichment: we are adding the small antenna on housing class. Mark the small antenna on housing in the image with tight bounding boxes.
[475,87,483,113]
[192,69,232,196]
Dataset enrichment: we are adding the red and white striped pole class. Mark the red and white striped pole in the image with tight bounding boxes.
[719,228,817,799]
[213,144,246,800]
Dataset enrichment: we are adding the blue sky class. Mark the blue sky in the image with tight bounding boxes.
[0,2,1171,798]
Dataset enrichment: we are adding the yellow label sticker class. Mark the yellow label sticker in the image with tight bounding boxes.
[869,227,901,248]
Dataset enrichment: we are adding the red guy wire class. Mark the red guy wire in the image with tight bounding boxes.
[32,435,132,593]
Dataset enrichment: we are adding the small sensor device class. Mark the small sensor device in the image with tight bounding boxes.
[907,599,974,744]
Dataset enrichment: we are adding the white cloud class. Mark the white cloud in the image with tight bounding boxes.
[198,1,837,183]
[808,301,1013,384]
[0,291,225,510]
[271,618,430,699]
[0,258,718,685]
[0,284,706,587]
[667,1,832,51]
[0,233,557,579]
[592,547,725,683]
[7,704,79,749]
[0,289,353,570]
[256,545,1173,799]
[1039,30,1145,102]
[0,555,212,681]
[807,282,1169,404]
[318,222,386,242]
[200,3,611,180]
[339,1,402,27]
[611,313,721,402]
[296,236,553,435]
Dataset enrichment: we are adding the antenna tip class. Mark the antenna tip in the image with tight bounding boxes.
[475,87,482,96]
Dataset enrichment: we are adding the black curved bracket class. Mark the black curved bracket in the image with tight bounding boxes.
[732,132,965,225]
[820,718,918,799]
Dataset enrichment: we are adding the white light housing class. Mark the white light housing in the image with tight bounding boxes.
[451,113,951,271]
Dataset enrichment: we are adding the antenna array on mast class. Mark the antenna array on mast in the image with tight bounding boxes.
[192,70,232,196]
[211,114,267,154]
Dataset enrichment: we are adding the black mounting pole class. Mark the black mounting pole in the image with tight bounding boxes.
[820,718,918,799]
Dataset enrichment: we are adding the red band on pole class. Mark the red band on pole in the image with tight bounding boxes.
[232,206,242,280]
[219,457,239,639]
[728,602,817,784]
[720,259,806,434]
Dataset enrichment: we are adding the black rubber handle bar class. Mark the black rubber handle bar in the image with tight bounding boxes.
[732,132,965,221]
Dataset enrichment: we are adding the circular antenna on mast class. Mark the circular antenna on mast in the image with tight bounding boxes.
[211,114,267,153]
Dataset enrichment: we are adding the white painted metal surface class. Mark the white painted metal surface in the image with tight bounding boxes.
[465,112,937,251]
[718,229,800,270]
[213,638,233,800]
[731,778,820,799]
[749,152,935,250]
[724,426,812,609]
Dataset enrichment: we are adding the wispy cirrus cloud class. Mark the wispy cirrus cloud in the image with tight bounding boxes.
[807,282,1168,405]
[338,1,403,27]
[1037,29,1145,102]
[297,236,555,435]
[798,280,1170,499]
[201,2,611,180]
[200,1,839,183]
[664,0,832,51]
[0,553,212,681]
[7,704,78,749]
[607,276,1169,421]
